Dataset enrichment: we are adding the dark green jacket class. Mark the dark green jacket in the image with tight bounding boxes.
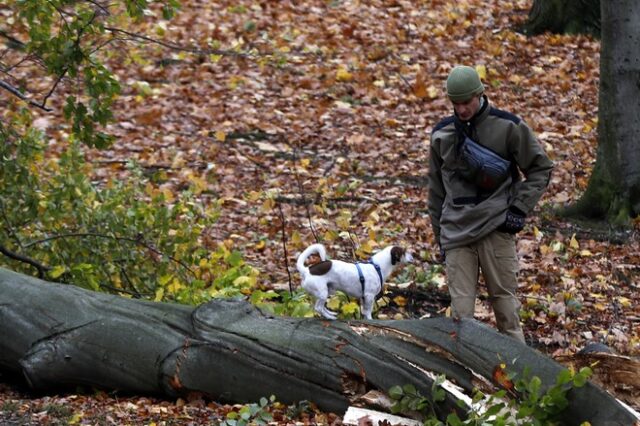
[428,97,553,250]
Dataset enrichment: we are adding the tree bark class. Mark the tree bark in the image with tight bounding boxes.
[0,267,636,425]
[522,0,600,37]
[562,0,640,226]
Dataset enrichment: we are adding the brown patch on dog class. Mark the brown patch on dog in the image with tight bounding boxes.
[390,246,405,265]
[309,260,332,276]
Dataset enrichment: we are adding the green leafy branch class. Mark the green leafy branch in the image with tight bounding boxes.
[389,367,594,425]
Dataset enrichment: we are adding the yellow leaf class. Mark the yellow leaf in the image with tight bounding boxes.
[324,230,338,241]
[359,241,373,255]
[49,265,67,279]
[234,276,252,286]
[336,67,353,82]
[291,231,302,245]
[509,74,523,84]
[188,173,208,195]
[68,413,83,424]
[393,295,407,307]
[327,296,341,310]
[570,234,579,250]
[215,131,226,142]
[427,85,439,99]
[579,249,593,257]
[159,274,173,286]
[254,240,266,251]
[246,191,261,201]
[336,213,351,230]
[155,22,167,36]
[161,187,175,203]
[617,297,631,308]
[261,198,275,212]
[300,158,310,168]
[594,303,607,311]
[154,288,165,302]
[168,279,183,294]
[341,301,360,315]
[475,64,487,80]
[533,225,543,240]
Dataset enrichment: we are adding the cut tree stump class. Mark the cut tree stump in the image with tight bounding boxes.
[0,267,636,425]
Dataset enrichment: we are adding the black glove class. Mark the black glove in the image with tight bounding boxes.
[498,207,526,234]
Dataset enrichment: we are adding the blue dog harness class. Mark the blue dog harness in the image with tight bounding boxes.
[355,260,384,295]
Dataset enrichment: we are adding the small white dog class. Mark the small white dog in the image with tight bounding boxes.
[296,243,413,320]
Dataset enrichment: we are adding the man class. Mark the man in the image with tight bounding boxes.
[427,65,553,343]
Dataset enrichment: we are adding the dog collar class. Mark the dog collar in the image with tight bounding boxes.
[355,260,384,294]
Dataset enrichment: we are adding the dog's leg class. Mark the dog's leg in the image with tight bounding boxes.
[361,295,375,320]
[314,299,336,319]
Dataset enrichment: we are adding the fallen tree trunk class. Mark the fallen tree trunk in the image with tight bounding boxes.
[0,267,636,424]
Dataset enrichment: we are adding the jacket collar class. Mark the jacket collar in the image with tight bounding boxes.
[454,95,490,138]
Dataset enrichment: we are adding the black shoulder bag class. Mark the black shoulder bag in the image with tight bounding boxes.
[458,135,512,191]
[454,117,512,191]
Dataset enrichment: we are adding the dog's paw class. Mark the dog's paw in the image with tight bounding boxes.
[321,308,338,320]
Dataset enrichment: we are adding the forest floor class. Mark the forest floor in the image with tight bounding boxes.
[1,0,640,424]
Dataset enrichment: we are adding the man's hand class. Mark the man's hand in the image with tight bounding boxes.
[498,207,526,234]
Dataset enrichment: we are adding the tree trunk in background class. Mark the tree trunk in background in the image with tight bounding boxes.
[522,0,600,37]
[0,268,636,424]
[562,0,640,226]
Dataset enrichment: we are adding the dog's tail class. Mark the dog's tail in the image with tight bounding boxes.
[296,243,327,277]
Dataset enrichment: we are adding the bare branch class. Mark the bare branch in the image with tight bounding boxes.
[24,232,196,276]
[104,26,249,57]
[0,244,50,278]
[0,29,26,50]
[275,198,294,295]
[0,79,53,111]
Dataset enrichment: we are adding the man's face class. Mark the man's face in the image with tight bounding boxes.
[452,95,481,121]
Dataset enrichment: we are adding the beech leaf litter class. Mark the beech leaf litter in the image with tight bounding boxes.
[1,0,639,423]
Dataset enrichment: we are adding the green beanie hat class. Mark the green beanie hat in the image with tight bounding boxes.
[446,65,484,102]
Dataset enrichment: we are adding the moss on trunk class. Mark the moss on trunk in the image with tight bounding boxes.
[522,0,600,37]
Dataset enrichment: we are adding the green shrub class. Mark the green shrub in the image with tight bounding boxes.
[389,367,593,425]
[0,116,255,304]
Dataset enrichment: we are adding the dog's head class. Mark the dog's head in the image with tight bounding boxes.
[390,246,413,265]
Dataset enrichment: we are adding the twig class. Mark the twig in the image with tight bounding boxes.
[276,199,294,295]
[0,80,53,111]
[104,27,249,58]
[290,144,319,243]
[25,232,195,276]
[0,244,50,278]
[0,29,26,50]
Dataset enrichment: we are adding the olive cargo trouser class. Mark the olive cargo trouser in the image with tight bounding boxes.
[445,231,525,343]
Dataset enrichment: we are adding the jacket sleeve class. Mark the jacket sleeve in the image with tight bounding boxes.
[427,135,445,245]
[509,121,554,215]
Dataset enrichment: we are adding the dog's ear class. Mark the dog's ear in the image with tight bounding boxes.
[390,246,405,265]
